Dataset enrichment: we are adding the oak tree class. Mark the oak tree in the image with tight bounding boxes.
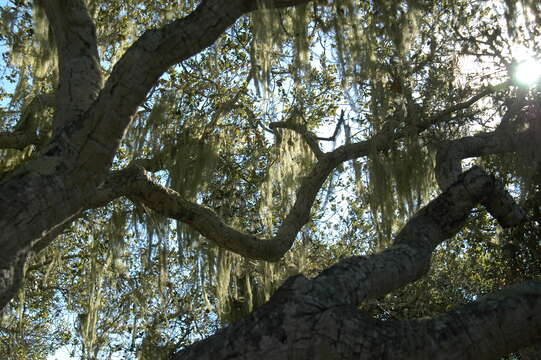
[0,0,540,359]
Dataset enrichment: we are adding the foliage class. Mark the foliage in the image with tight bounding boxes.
[0,0,540,359]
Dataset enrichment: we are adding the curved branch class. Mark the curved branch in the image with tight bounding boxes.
[170,168,532,360]
[435,130,526,190]
[94,159,333,261]
[70,0,315,177]
[332,84,504,164]
[97,164,522,277]
[90,84,505,261]
[307,167,524,307]
[172,281,541,359]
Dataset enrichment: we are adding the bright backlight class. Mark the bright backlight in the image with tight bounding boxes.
[515,58,541,86]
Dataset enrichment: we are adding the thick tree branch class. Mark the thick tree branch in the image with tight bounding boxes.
[0,1,316,309]
[405,282,541,359]
[70,0,315,178]
[90,84,504,262]
[307,167,524,308]
[170,168,533,360]
[332,84,503,164]
[319,281,541,359]
[172,281,541,359]
[97,164,522,286]
[436,96,540,191]
[94,160,333,261]
[40,0,103,132]
[435,130,526,190]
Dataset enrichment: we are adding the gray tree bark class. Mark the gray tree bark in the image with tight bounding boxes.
[169,167,539,360]
[0,1,539,359]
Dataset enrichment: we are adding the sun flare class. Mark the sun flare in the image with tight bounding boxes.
[514,57,541,86]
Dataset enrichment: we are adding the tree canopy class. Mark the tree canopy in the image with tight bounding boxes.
[0,0,540,359]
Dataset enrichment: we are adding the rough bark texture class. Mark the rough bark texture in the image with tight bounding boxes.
[0,0,540,359]
[169,168,539,360]
[0,0,273,311]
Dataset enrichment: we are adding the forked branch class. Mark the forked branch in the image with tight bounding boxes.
[90,84,507,261]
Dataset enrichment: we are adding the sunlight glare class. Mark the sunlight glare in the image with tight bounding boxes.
[512,45,541,86]
[515,58,541,86]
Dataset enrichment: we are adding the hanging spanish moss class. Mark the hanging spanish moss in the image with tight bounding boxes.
[3,0,538,357]
[30,3,57,80]
[250,3,282,94]
[259,124,315,233]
